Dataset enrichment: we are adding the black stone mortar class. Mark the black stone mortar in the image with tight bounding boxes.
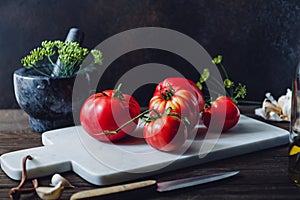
[13,67,77,133]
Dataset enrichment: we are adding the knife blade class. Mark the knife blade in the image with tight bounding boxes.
[70,171,239,200]
[157,171,239,192]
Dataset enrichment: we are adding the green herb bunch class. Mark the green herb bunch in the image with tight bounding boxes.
[21,40,102,77]
[196,55,247,104]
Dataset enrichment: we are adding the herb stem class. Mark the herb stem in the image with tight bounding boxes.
[102,109,160,135]
[31,65,51,77]
[208,75,227,91]
[219,63,229,80]
[47,56,57,68]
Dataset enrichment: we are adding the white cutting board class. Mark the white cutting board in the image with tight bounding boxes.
[0,115,289,186]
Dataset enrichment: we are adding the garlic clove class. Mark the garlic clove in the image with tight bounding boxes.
[35,183,64,200]
[50,173,75,188]
[277,89,291,121]
[278,95,287,110]
[265,92,279,106]
[263,99,282,117]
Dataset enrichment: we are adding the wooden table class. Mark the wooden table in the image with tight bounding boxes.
[0,106,300,200]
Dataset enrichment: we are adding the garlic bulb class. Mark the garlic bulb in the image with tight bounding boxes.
[256,89,291,121]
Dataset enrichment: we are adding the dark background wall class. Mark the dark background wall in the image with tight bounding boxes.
[0,0,300,108]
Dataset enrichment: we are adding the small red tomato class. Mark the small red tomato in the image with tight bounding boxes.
[143,114,188,152]
[202,96,240,132]
[80,90,141,142]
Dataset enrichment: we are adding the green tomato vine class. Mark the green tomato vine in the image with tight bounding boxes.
[196,55,247,104]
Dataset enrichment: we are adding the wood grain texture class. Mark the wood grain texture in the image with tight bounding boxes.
[0,107,300,199]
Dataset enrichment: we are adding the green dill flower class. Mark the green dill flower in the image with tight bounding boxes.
[212,55,222,64]
[224,78,234,88]
[196,54,247,104]
[200,68,209,83]
[21,55,35,68]
[196,68,210,90]
[91,49,103,64]
[30,47,45,61]
[54,40,64,48]
[21,40,102,77]
[57,41,88,64]
[196,82,202,90]
[234,84,247,99]
[41,41,55,57]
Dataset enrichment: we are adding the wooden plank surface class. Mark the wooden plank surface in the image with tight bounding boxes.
[0,107,300,200]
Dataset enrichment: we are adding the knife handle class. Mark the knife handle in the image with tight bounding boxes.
[70,180,156,200]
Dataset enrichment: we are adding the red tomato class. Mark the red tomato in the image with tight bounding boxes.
[143,114,188,152]
[154,77,205,111]
[149,78,201,131]
[202,96,240,132]
[80,90,141,142]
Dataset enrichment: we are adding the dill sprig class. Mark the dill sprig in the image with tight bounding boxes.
[197,55,247,104]
[21,40,102,77]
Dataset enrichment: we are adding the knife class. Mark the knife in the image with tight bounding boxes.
[70,171,239,200]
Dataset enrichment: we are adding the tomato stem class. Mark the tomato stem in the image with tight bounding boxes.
[101,107,190,135]
[164,107,191,126]
[112,83,125,101]
[161,85,175,100]
[102,109,161,135]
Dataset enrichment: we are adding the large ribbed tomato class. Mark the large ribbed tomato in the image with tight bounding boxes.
[149,78,201,131]
[80,89,141,142]
[154,77,205,112]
